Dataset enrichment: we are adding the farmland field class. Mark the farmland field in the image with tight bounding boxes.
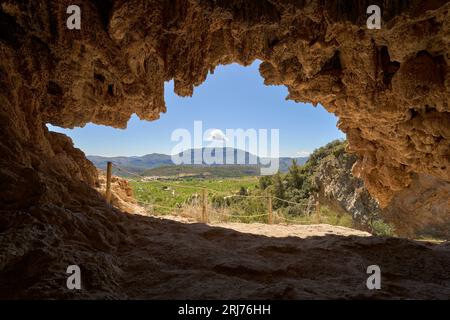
[130,176,356,229]
[131,176,259,212]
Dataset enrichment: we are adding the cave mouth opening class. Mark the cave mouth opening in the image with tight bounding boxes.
[45,60,403,238]
[47,60,345,160]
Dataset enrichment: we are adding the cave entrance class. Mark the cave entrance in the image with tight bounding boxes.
[48,60,343,160]
[47,60,394,235]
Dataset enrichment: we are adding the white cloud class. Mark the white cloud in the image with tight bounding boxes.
[205,129,229,142]
[296,150,311,157]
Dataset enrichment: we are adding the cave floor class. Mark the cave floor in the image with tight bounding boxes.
[1,208,449,299]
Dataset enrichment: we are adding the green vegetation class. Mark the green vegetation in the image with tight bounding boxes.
[280,206,353,228]
[131,177,259,214]
[255,139,396,236]
[130,140,396,236]
[369,219,395,237]
[131,174,357,227]
[141,164,260,178]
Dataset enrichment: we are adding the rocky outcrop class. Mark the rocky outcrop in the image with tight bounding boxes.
[96,170,146,215]
[384,173,450,238]
[307,141,384,233]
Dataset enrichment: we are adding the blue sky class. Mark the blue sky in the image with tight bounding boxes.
[48,60,344,157]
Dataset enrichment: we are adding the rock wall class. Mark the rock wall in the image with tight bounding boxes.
[306,141,384,233]
[96,170,146,215]
[0,1,449,232]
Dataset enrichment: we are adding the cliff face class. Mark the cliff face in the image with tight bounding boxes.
[306,141,384,233]
[0,0,449,298]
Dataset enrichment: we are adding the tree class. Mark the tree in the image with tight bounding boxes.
[259,175,272,190]
[238,186,248,196]
[272,173,285,208]
[288,159,304,189]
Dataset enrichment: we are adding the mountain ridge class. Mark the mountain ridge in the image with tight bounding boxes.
[87,148,308,176]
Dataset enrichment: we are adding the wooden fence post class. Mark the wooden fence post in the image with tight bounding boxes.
[267,191,273,224]
[106,161,112,204]
[221,203,225,223]
[315,199,321,223]
[202,188,208,223]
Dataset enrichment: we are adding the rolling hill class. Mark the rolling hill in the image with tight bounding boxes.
[87,148,308,177]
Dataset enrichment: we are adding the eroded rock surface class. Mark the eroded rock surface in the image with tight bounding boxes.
[96,170,146,215]
[0,0,449,298]
[307,142,384,233]
[1,0,448,225]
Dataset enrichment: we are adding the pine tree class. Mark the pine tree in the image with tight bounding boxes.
[288,159,303,189]
[272,173,285,208]
[259,175,271,190]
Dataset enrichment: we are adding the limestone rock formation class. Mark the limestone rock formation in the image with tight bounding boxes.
[306,141,384,233]
[0,0,449,299]
[1,0,448,227]
[96,170,146,215]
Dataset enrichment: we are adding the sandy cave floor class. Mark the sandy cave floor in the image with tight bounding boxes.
[1,209,449,299]
[113,214,450,299]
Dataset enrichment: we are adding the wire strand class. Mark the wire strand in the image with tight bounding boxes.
[110,163,317,209]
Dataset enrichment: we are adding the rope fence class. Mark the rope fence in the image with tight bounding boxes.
[107,162,320,225]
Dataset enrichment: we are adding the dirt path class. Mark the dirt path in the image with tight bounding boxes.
[158,214,372,238]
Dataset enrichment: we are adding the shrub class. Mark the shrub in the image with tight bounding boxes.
[370,219,395,237]
[286,204,308,216]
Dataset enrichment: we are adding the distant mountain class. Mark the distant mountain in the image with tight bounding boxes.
[142,164,261,178]
[87,148,308,177]
[87,153,172,172]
